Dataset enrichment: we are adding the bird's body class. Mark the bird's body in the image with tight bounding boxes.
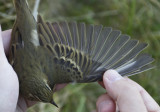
[9,0,154,106]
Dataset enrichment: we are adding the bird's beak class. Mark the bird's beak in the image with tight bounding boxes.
[51,100,58,108]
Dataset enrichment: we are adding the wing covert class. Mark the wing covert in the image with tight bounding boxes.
[37,15,154,83]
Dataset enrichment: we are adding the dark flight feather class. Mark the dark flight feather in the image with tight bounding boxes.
[37,15,154,83]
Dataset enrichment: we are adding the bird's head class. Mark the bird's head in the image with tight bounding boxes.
[26,75,58,107]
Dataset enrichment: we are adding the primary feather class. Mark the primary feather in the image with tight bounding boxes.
[10,0,154,105]
[37,15,154,83]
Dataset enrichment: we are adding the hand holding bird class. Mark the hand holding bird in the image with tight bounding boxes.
[0,29,66,111]
[0,28,159,112]
[9,0,154,107]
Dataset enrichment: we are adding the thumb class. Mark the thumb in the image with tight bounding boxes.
[103,70,147,112]
[0,26,19,112]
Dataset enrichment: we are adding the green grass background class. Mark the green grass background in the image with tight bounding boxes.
[0,0,160,111]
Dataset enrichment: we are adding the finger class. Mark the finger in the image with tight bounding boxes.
[126,78,160,112]
[103,70,147,112]
[96,94,116,112]
[25,99,37,107]
[16,96,37,112]
[53,83,67,92]
[141,90,160,112]
[1,29,12,55]
[16,97,28,112]
[98,81,105,88]
[0,26,6,59]
[0,26,19,112]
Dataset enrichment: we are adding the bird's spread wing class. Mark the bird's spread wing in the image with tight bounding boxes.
[37,15,154,83]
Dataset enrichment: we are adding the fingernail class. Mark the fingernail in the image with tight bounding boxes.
[98,100,112,112]
[104,70,123,83]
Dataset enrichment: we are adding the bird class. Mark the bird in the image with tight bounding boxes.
[9,0,154,107]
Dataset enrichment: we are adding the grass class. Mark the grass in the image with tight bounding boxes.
[0,0,160,111]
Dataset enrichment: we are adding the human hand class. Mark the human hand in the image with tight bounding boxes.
[97,70,160,112]
[0,26,66,112]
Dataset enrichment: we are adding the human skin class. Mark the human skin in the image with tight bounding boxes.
[0,26,160,112]
[0,27,66,112]
[96,70,160,112]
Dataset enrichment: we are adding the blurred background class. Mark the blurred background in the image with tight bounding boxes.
[0,0,160,111]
